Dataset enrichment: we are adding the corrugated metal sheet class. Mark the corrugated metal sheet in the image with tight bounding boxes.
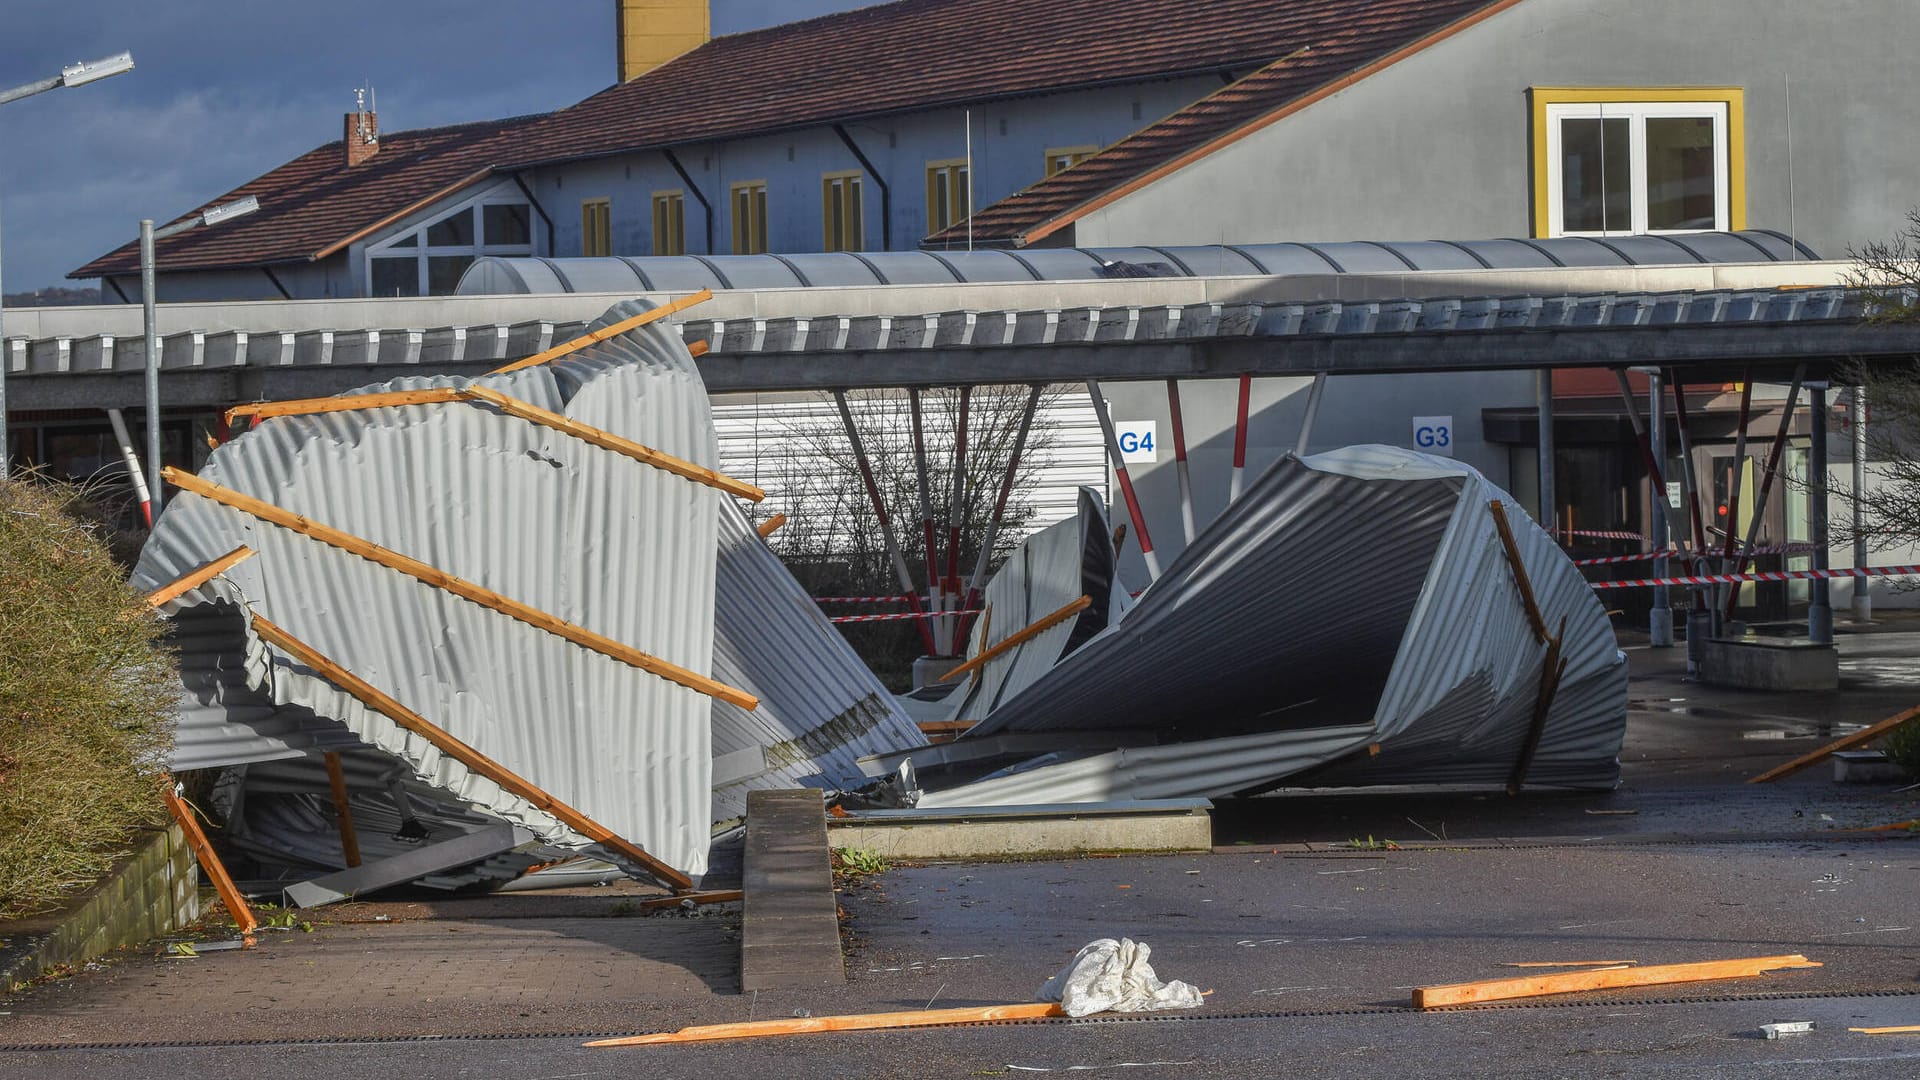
[707,501,926,823]
[923,446,1625,803]
[135,301,726,878]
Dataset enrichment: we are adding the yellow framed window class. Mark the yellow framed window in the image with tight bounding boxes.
[926,159,970,233]
[1044,145,1099,177]
[1530,88,1745,238]
[651,190,686,256]
[822,171,863,252]
[731,180,768,254]
[580,197,612,257]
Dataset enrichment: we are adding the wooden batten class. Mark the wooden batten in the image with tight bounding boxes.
[1413,955,1821,1008]
[225,387,467,427]
[490,289,713,374]
[939,596,1091,683]
[755,513,787,538]
[585,1003,1066,1047]
[1750,704,1920,783]
[248,613,693,891]
[161,467,757,710]
[160,777,260,942]
[146,546,256,608]
[458,384,764,501]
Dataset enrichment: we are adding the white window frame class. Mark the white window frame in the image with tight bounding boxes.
[1544,101,1729,238]
[363,183,535,297]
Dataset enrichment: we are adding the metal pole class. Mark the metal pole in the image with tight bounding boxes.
[1807,382,1832,644]
[1165,379,1196,545]
[961,384,1042,636]
[835,390,938,655]
[1726,365,1806,621]
[1717,375,1754,624]
[140,219,163,514]
[1229,374,1251,502]
[1087,378,1160,580]
[1852,383,1872,623]
[909,389,940,651]
[942,385,971,650]
[1647,370,1672,647]
[1294,372,1327,456]
[1535,368,1555,527]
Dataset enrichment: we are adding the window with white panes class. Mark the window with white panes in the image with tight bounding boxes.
[364,190,533,297]
[1534,90,1742,238]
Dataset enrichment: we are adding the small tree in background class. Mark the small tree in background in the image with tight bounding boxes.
[1,478,175,919]
[750,385,1063,688]
[1836,209,1920,559]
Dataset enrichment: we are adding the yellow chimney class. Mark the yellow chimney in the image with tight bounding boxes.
[617,0,710,82]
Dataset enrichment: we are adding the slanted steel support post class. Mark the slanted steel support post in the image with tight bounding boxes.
[1087,378,1160,581]
[836,390,939,655]
[1165,379,1196,545]
[1294,372,1327,456]
[1726,365,1806,622]
[961,384,1041,639]
[1852,383,1872,623]
[1535,369,1555,528]
[1229,374,1251,503]
[1807,382,1832,644]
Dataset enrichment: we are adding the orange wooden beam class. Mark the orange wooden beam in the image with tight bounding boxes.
[458,384,764,501]
[754,512,787,538]
[146,545,255,608]
[585,1003,1066,1047]
[250,613,693,891]
[938,596,1091,683]
[1413,955,1820,1008]
[490,290,713,375]
[322,751,362,868]
[160,777,260,942]
[224,387,467,428]
[1749,704,1920,783]
[162,467,757,711]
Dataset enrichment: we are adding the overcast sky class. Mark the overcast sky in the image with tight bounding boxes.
[0,0,865,293]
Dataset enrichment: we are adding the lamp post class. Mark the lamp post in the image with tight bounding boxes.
[0,51,135,475]
[136,195,258,514]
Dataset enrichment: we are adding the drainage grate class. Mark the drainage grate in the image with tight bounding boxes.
[5,987,1918,1053]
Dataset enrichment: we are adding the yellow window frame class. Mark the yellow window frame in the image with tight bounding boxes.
[730,180,768,254]
[1044,145,1100,177]
[580,197,612,257]
[651,189,685,256]
[821,170,863,252]
[926,158,969,233]
[1529,87,1745,239]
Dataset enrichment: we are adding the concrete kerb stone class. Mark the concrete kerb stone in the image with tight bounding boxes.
[0,824,200,989]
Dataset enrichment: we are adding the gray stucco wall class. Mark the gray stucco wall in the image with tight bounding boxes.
[1076,0,1920,259]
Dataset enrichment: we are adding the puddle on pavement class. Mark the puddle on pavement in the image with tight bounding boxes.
[1628,698,1868,740]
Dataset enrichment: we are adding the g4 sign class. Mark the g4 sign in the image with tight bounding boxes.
[1412,415,1453,457]
[1116,420,1157,463]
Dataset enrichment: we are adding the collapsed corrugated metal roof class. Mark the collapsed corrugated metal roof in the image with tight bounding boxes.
[912,445,1626,806]
[136,299,924,891]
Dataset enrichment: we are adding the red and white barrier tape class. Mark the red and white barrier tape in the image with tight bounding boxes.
[1590,565,1920,590]
[814,595,912,605]
[1552,528,1647,542]
[1574,543,1818,567]
[829,608,984,624]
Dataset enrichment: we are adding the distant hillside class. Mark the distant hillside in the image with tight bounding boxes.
[4,286,102,307]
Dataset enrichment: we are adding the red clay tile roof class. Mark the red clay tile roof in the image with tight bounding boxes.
[925,0,1524,249]
[71,115,542,278]
[71,0,1526,278]
[507,0,1401,169]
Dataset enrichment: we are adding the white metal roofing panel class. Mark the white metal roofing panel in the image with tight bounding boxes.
[134,301,725,879]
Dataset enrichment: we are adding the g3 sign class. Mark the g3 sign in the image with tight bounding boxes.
[1412,415,1453,457]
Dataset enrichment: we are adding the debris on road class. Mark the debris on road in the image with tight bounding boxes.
[1758,1021,1816,1038]
[1037,938,1204,1017]
[583,1003,1067,1046]
[1850,1025,1920,1035]
[1413,954,1822,1008]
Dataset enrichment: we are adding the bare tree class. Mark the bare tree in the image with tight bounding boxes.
[1835,211,1920,559]
[746,385,1064,685]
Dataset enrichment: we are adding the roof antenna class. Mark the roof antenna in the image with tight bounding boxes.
[354,83,378,147]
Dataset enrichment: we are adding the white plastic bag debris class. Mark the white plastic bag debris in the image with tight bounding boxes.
[1036,938,1204,1017]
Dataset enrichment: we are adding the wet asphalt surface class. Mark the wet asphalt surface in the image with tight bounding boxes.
[4,629,1919,1077]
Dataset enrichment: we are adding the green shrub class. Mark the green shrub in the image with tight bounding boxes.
[1884,718,1920,780]
[1,479,176,920]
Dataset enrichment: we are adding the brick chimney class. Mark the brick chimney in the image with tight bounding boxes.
[344,106,379,167]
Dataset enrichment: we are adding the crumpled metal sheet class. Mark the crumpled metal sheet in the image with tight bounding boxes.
[134,300,725,878]
[929,445,1626,802]
[707,499,925,823]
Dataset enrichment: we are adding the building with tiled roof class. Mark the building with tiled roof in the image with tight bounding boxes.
[71,0,1920,301]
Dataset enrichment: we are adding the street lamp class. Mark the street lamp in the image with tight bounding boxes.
[139,194,260,514]
[0,51,135,475]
